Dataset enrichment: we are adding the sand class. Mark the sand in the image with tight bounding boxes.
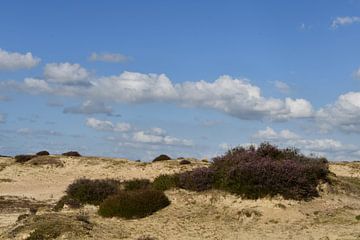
[0,156,359,240]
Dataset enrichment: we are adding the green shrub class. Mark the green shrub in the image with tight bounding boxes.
[53,195,82,211]
[152,154,171,162]
[98,189,170,219]
[36,151,49,156]
[123,179,151,191]
[152,174,179,191]
[356,215,360,221]
[179,159,191,165]
[62,151,81,157]
[66,178,120,205]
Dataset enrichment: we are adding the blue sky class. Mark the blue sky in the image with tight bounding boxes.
[1,0,360,161]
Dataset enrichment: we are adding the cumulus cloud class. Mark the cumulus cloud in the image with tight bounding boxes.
[8,71,314,121]
[316,92,360,133]
[44,62,89,85]
[132,128,193,146]
[23,78,52,93]
[177,75,313,121]
[273,80,290,94]
[252,127,357,159]
[90,71,178,103]
[86,118,131,132]
[0,49,40,70]
[64,100,113,115]
[89,52,130,63]
[331,16,360,28]
[253,126,299,140]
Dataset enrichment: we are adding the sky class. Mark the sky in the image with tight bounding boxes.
[1,0,360,161]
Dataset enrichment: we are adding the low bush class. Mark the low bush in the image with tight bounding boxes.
[211,143,330,200]
[15,155,35,163]
[98,189,170,219]
[179,159,191,165]
[178,167,215,192]
[53,195,82,211]
[123,179,151,191]
[36,151,49,156]
[152,174,179,191]
[62,151,81,157]
[66,178,120,205]
[152,154,171,162]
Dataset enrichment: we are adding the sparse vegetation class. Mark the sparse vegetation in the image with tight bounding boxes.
[152,154,171,162]
[98,189,170,219]
[66,178,120,205]
[15,155,35,163]
[28,156,64,167]
[62,151,81,157]
[356,215,360,221]
[152,174,179,191]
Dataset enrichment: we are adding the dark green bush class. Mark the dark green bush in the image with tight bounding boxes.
[15,155,35,163]
[152,174,179,191]
[179,159,191,165]
[123,179,151,191]
[62,151,81,157]
[178,167,215,192]
[98,189,170,219]
[66,178,120,205]
[212,143,329,200]
[36,151,49,156]
[53,195,82,211]
[152,154,171,162]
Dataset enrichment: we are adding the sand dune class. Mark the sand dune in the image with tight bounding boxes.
[0,156,359,240]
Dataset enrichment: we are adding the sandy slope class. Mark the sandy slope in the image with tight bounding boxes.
[0,156,359,240]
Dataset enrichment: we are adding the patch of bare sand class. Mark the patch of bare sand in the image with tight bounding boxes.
[1,157,360,240]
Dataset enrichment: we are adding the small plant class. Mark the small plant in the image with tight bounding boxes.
[76,211,90,224]
[53,195,82,211]
[152,174,179,191]
[66,178,120,205]
[15,155,34,163]
[152,154,171,162]
[98,189,170,219]
[62,151,81,157]
[356,215,360,221]
[123,179,151,191]
[178,167,215,192]
[137,235,158,240]
[36,151,49,156]
[179,159,191,165]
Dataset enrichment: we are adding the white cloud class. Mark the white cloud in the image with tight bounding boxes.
[331,16,360,28]
[90,71,178,103]
[0,49,40,70]
[253,127,299,140]
[44,62,89,85]
[132,131,192,146]
[9,71,314,121]
[86,118,131,132]
[316,92,360,133]
[273,80,290,94]
[63,100,113,115]
[177,75,313,121]
[23,78,52,93]
[252,127,358,159]
[89,52,130,63]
